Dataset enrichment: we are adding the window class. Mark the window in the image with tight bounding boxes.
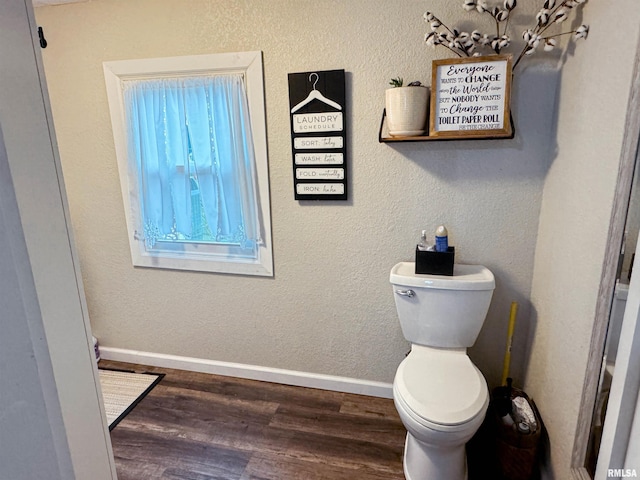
[104,52,273,276]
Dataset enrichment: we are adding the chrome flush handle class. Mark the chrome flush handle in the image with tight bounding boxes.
[395,289,415,298]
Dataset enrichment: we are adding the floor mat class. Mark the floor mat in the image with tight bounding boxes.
[98,368,163,430]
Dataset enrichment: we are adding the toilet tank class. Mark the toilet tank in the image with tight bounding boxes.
[390,262,495,348]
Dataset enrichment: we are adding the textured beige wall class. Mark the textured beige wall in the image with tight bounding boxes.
[36,0,553,389]
[525,1,640,478]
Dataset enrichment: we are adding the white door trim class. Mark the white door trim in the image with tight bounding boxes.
[596,233,640,477]
[0,1,116,478]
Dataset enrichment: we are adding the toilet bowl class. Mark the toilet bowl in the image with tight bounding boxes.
[390,262,495,480]
[393,345,489,479]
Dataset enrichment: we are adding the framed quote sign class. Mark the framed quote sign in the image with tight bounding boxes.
[429,54,513,138]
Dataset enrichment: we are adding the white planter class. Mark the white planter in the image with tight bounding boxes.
[385,86,430,136]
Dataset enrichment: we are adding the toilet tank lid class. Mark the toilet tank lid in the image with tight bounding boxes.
[390,262,495,291]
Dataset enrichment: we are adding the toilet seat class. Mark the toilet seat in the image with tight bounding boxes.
[394,347,488,429]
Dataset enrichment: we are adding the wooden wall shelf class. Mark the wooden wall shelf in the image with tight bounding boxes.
[378,110,515,143]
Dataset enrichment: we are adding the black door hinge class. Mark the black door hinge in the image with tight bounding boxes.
[38,27,47,48]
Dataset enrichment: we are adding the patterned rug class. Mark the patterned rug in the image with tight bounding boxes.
[98,369,164,430]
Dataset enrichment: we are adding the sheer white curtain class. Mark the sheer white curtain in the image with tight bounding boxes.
[123,74,259,249]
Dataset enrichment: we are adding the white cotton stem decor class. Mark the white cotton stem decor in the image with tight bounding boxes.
[424,0,589,72]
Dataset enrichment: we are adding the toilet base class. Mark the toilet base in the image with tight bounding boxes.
[402,433,468,480]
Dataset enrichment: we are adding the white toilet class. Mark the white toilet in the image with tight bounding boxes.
[390,261,495,480]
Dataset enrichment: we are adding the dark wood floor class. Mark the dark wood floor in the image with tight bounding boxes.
[100,360,407,479]
[100,360,505,480]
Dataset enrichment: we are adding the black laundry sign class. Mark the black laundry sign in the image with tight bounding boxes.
[288,69,347,201]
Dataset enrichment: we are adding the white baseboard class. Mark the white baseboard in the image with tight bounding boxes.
[100,347,393,399]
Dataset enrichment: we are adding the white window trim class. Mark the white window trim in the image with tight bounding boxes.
[103,51,273,276]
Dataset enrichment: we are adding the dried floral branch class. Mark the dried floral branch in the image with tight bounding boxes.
[424,0,589,72]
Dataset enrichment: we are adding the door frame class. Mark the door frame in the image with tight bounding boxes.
[0,1,117,478]
[571,31,640,479]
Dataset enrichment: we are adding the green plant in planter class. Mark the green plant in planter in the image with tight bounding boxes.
[389,78,424,88]
[385,78,429,136]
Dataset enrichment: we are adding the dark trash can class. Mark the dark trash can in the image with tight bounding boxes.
[491,380,543,480]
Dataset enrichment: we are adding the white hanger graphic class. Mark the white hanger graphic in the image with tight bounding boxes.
[291,73,342,114]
